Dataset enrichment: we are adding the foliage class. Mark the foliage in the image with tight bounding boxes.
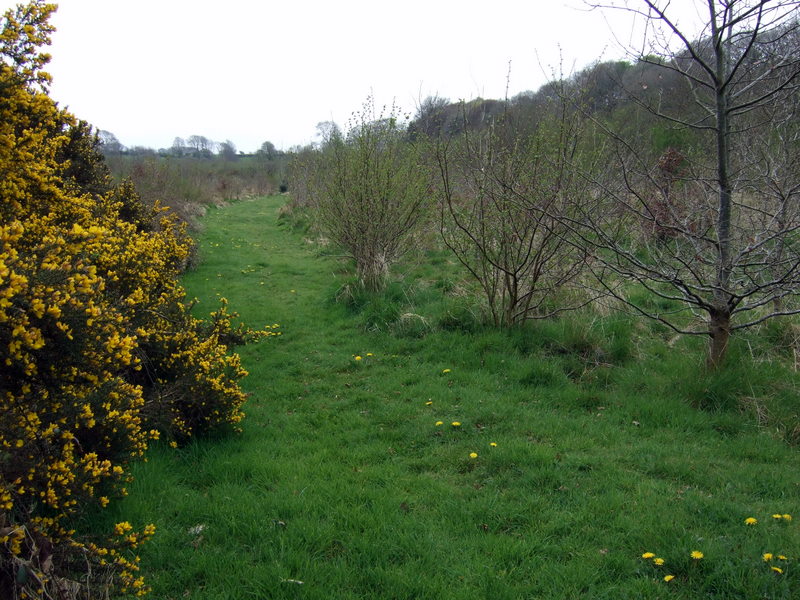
[0,3,270,597]
[103,153,285,230]
[292,98,432,291]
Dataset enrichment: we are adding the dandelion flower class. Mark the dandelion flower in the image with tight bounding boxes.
[778,555,787,561]
[451,421,461,427]
[763,553,773,562]
[469,452,478,459]
[745,517,758,525]
[425,401,433,406]
[442,369,451,374]
[435,421,443,426]
[773,514,783,520]
[366,353,373,357]
[663,575,675,582]
[653,558,665,566]
[772,566,784,574]
[354,355,362,361]
[642,552,655,559]
[489,442,497,447]
[783,514,792,521]
[690,551,704,560]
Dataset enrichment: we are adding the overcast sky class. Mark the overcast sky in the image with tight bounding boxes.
[2,0,705,153]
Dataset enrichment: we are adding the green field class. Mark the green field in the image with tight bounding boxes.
[106,195,799,599]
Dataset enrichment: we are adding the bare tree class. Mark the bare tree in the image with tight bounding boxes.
[435,98,594,327]
[574,0,800,367]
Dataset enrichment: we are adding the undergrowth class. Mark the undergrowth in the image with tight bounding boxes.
[107,196,800,599]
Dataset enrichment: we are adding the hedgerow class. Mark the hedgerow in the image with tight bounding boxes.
[0,3,271,597]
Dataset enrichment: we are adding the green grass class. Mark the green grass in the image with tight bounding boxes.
[107,195,800,599]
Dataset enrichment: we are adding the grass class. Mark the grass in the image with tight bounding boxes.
[105,195,800,599]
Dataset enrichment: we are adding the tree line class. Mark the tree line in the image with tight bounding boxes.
[290,0,800,369]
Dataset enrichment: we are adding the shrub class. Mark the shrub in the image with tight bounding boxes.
[0,4,271,596]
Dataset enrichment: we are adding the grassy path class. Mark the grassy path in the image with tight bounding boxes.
[114,196,799,599]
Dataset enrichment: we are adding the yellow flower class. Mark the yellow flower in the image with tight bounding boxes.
[442,369,451,374]
[663,575,675,582]
[783,514,792,521]
[425,401,433,406]
[489,442,497,447]
[366,353,373,357]
[772,566,783,574]
[763,553,773,562]
[690,550,704,560]
[745,517,758,525]
[653,557,665,566]
[354,355,362,361]
[772,514,783,520]
[451,421,461,427]
[435,421,443,426]
[469,452,478,459]
[642,552,655,559]
[778,555,787,561]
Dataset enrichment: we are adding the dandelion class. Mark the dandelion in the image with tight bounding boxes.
[425,401,433,406]
[772,566,784,574]
[442,369,451,374]
[451,421,461,427]
[366,353,373,357]
[469,452,478,459]
[772,514,783,520]
[354,355,362,361]
[653,558,665,566]
[642,552,655,559]
[690,550,704,560]
[663,575,675,582]
[763,553,773,562]
[745,517,758,525]
[489,442,497,447]
[783,514,792,521]
[435,421,443,426]
[778,555,787,561]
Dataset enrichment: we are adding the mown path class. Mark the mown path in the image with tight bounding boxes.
[114,195,799,600]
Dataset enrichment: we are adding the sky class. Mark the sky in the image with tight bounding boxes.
[2,0,706,153]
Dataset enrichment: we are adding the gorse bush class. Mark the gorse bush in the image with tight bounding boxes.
[0,3,270,597]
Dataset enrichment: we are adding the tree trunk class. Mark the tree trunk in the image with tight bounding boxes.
[357,252,389,292]
[708,308,731,369]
